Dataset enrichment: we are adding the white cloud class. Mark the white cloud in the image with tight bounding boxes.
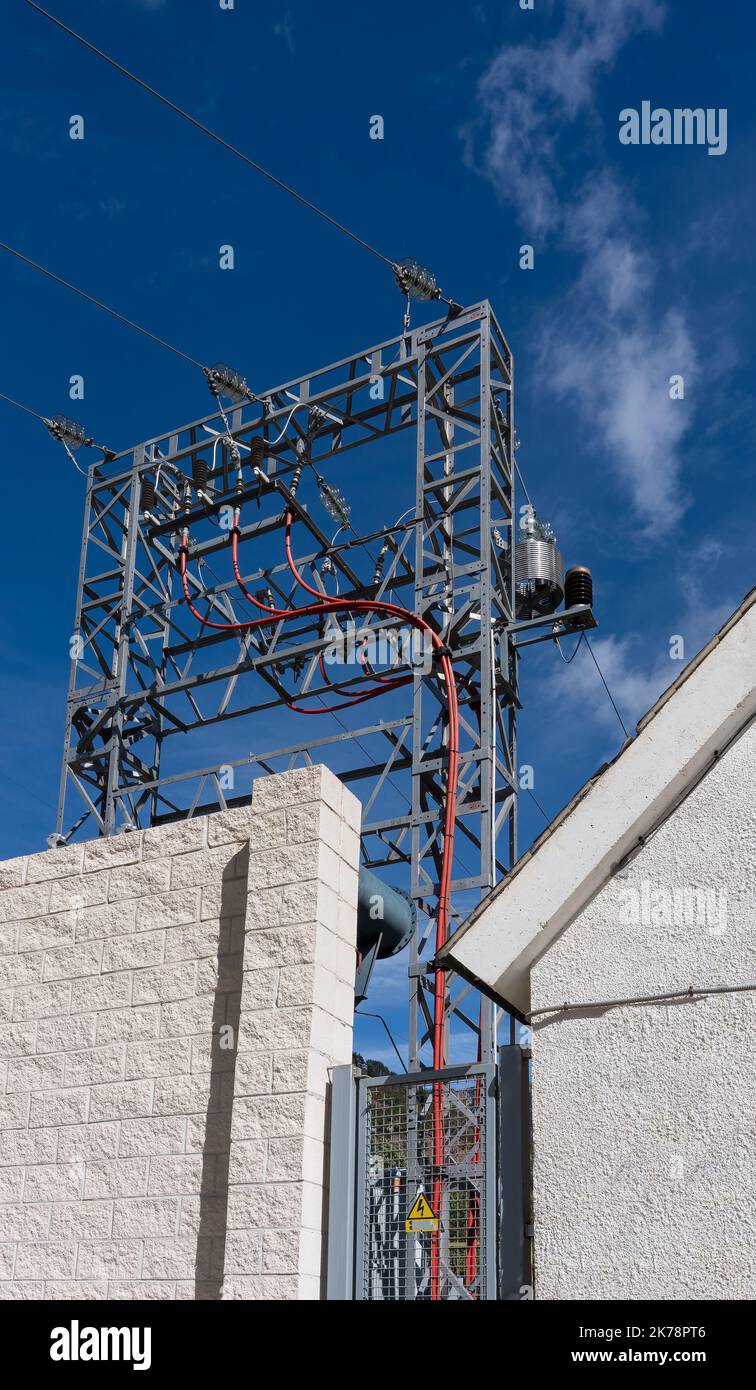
[554,631,668,734]
[473,0,664,235]
[542,297,695,532]
[540,169,697,532]
[469,1,697,536]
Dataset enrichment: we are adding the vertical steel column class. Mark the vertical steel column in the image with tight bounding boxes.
[151,437,178,829]
[326,1064,357,1300]
[404,1077,419,1297]
[408,320,428,1072]
[407,306,515,1070]
[55,462,96,839]
[497,1044,531,1300]
[102,451,142,834]
[354,1073,369,1302]
[477,306,496,1062]
[506,342,519,871]
[483,1061,498,1299]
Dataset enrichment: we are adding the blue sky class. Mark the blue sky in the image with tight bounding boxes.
[1,0,754,1065]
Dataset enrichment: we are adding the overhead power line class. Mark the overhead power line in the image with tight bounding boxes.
[24,0,390,268]
[584,634,632,741]
[0,765,57,812]
[0,239,204,369]
[23,1,459,313]
[526,787,551,824]
[0,389,46,423]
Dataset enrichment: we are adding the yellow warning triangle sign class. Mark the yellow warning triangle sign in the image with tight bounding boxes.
[405,1191,439,1232]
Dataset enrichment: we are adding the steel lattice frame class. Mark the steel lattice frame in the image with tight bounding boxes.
[56,299,518,1068]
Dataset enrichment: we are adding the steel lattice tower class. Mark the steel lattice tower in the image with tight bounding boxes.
[56,300,519,1068]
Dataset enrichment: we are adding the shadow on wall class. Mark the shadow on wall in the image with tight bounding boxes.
[195,844,249,1299]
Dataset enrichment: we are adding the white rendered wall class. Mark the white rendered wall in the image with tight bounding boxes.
[0,764,359,1301]
[530,722,756,1300]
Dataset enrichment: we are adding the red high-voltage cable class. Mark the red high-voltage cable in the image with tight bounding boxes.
[229,515,413,703]
[283,685,409,714]
[318,638,417,696]
[182,525,413,636]
[318,651,413,698]
[230,515,287,617]
[180,539,411,713]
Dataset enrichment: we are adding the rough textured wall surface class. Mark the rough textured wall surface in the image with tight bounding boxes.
[0,765,359,1301]
[222,766,359,1300]
[530,721,756,1301]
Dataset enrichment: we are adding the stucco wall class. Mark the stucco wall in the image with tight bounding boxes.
[0,765,359,1300]
[530,721,756,1301]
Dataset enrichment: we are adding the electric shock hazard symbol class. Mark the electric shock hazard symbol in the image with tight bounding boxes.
[405,1192,439,1232]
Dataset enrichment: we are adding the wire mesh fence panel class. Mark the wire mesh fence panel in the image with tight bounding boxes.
[359,1070,490,1301]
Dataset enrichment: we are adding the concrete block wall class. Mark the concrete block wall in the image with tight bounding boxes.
[0,764,359,1300]
[223,766,359,1299]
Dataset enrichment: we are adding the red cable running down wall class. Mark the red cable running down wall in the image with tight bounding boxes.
[179,504,460,1299]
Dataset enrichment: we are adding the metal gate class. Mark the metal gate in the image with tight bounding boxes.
[327,1048,530,1301]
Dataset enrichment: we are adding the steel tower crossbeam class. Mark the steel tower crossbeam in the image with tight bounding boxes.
[56,301,518,1067]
